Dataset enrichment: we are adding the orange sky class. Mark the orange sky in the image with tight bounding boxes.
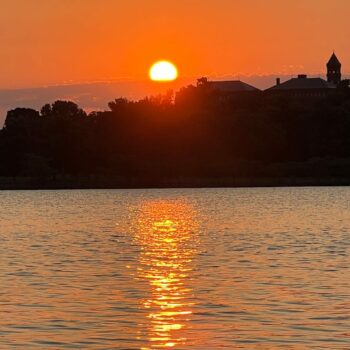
[0,0,349,89]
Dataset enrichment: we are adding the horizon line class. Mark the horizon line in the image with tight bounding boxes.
[1,72,350,92]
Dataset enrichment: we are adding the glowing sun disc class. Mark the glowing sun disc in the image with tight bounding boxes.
[149,61,178,81]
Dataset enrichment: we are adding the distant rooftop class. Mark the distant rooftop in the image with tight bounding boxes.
[266,75,336,91]
[208,80,260,92]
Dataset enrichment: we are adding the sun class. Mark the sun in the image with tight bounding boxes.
[149,61,178,82]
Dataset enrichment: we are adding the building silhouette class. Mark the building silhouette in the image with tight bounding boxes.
[207,80,260,93]
[197,76,260,93]
[266,52,347,96]
[327,53,342,85]
[265,74,335,96]
[206,52,348,97]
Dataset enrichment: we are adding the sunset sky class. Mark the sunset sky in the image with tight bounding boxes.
[1,0,349,89]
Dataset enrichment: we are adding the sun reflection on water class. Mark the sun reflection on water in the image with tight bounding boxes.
[134,201,199,349]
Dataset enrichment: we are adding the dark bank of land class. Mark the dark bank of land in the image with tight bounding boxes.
[2,176,350,191]
[1,80,350,190]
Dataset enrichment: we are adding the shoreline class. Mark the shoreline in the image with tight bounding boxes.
[1,176,350,190]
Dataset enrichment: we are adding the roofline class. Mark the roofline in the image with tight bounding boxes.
[208,80,261,91]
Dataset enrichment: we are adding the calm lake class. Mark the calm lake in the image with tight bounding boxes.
[1,188,349,349]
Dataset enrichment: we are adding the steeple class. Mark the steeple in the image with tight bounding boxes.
[327,52,341,85]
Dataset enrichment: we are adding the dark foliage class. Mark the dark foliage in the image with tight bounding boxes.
[1,85,350,186]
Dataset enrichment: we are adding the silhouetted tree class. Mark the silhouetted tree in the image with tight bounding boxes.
[41,101,86,119]
[0,86,350,185]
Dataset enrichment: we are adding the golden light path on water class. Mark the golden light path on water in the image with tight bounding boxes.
[133,201,199,349]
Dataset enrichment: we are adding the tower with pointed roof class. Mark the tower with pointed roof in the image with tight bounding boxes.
[327,53,341,85]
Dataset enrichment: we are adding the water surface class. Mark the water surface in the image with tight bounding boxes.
[0,188,349,349]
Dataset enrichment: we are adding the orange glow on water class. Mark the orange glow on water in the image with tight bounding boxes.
[135,201,198,349]
[2,190,350,348]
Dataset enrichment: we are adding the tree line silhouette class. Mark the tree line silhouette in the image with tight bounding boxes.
[1,81,350,188]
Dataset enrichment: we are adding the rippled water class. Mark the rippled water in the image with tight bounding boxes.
[0,188,349,349]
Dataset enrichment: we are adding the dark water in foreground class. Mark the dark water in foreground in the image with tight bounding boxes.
[0,188,349,349]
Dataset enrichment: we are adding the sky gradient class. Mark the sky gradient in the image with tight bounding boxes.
[0,0,349,89]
